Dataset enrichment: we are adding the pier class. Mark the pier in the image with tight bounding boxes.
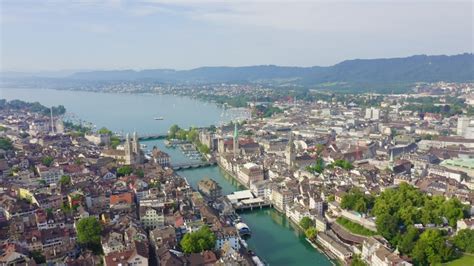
[234,199,273,211]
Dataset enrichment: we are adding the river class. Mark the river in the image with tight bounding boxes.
[1,87,332,266]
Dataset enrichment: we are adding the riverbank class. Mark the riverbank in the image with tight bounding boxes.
[214,154,338,265]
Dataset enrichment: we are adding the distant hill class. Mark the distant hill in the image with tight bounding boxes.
[9,53,474,87]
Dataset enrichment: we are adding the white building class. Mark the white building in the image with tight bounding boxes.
[249,180,272,199]
[139,207,164,230]
[215,227,241,250]
[458,117,474,139]
[36,166,63,185]
[271,187,293,212]
[365,107,381,120]
[362,237,411,266]
[85,133,110,146]
[317,232,352,261]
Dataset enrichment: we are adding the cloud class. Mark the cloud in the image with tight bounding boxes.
[129,1,473,33]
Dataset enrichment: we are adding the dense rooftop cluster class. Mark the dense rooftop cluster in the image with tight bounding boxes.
[0,81,473,266]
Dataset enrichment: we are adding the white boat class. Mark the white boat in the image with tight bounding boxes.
[154,117,164,120]
[235,222,251,236]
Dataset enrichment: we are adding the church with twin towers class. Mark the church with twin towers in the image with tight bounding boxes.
[124,132,144,165]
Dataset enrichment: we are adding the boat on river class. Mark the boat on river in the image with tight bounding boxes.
[154,116,164,120]
[235,222,251,236]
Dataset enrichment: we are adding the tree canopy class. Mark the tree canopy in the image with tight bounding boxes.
[76,217,102,254]
[371,183,467,263]
[116,165,134,177]
[340,188,374,214]
[453,229,474,253]
[411,229,455,265]
[305,227,318,240]
[329,159,354,170]
[299,217,314,230]
[41,156,54,167]
[0,137,13,150]
[373,183,468,234]
[59,175,71,186]
[180,226,216,253]
[306,158,325,174]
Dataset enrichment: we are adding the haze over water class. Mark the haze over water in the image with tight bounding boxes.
[0,88,228,134]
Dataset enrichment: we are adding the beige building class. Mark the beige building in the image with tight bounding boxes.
[237,162,264,187]
[271,187,293,212]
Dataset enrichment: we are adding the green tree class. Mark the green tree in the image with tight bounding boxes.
[30,251,46,264]
[299,217,314,230]
[97,127,113,135]
[305,227,318,240]
[453,229,474,253]
[134,168,144,178]
[412,229,455,265]
[351,254,367,266]
[110,136,121,149]
[398,226,419,255]
[399,205,421,226]
[116,165,133,177]
[0,137,13,150]
[186,128,199,142]
[59,175,71,186]
[197,143,211,154]
[440,198,466,227]
[341,188,374,213]
[180,226,216,253]
[168,124,181,139]
[327,195,335,202]
[376,213,399,242]
[76,217,102,254]
[305,158,325,174]
[42,156,54,167]
[330,159,354,170]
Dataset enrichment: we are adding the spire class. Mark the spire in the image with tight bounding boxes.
[389,150,394,171]
[286,132,295,168]
[288,132,295,152]
[50,107,55,134]
[233,122,238,158]
[233,123,238,139]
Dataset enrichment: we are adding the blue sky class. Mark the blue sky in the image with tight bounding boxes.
[0,0,472,71]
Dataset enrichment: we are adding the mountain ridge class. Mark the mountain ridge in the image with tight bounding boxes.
[2,53,473,87]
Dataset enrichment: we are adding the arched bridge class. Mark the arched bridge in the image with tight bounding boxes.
[118,133,168,141]
[171,161,217,170]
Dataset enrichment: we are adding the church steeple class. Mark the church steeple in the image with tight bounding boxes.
[132,131,139,154]
[286,132,296,168]
[389,150,394,171]
[233,123,239,158]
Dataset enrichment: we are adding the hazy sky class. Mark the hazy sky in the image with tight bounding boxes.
[1,0,472,71]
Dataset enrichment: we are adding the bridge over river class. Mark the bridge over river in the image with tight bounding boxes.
[171,161,217,170]
[118,133,168,141]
